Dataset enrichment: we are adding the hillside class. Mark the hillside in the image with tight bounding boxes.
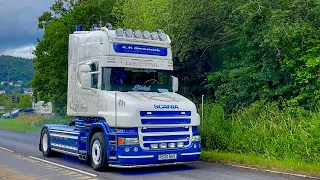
[0,55,35,83]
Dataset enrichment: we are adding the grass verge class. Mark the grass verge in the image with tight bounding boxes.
[201,150,320,177]
[0,115,71,134]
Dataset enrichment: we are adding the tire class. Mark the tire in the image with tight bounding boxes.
[40,128,55,157]
[90,132,108,171]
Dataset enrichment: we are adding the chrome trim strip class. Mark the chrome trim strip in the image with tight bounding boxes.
[50,129,80,134]
[118,155,154,159]
[141,132,190,136]
[181,152,201,156]
[50,133,78,140]
[108,161,197,168]
[51,148,79,157]
[143,139,188,143]
[51,143,78,151]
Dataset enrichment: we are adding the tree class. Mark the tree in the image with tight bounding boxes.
[32,0,119,114]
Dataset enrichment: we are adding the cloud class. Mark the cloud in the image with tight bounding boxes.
[1,45,36,59]
[0,0,54,52]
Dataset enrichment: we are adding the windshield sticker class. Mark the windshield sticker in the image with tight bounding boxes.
[124,68,157,73]
[132,85,151,91]
[113,44,168,56]
[158,89,169,93]
[154,104,179,109]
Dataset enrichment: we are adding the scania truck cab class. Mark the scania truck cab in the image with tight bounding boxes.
[39,24,201,171]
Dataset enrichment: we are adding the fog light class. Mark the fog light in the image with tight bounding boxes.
[150,144,158,149]
[159,143,167,149]
[168,143,176,148]
[177,142,184,148]
[124,147,130,152]
[194,144,197,148]
[134,147,138,152]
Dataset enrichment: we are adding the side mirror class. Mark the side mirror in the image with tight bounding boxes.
[80,65,91,89]
[80,64,91,73]
[172,76,179,93]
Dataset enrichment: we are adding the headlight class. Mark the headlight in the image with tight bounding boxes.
[168,143,176,148]
[159,143,167,149]
[118,137,139,145]
[192,135,201,142]
[150,144,158,149]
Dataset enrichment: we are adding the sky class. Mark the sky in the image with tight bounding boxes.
[0,0,54,59]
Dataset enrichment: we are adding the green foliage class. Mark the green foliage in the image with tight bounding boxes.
[34,0,320,113]
[0,114,71,134]
[201,102,320,164]
[32,0,119,115]
[0,55,35,94]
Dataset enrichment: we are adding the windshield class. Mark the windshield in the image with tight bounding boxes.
[102,67,172,92]
[12,109,19,114]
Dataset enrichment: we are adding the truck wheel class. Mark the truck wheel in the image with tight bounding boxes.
[40,128,54,157]
[90,132,108,171]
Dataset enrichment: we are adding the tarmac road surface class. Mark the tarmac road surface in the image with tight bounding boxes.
[0,130,311,180]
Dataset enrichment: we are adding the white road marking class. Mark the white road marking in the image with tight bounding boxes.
[0,146,14,153]
[28,156,97,177]
[228,164,320,179]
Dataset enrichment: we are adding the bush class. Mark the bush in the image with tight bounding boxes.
[200,101,320,164]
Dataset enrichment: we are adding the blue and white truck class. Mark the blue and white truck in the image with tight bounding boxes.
[39,24,201,171]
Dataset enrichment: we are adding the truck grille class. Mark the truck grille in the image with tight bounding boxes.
[139,111,192,150]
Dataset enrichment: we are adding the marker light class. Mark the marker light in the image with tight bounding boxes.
[116,28,124,37]
[125,29,133,37]
[76,25,82,31]
[151,32,159,40]
[142,31,150,39]
[134,30,142,38]
[159,33,167,41]
[177,142,184,148]
[92,24,99,30]
[159,143,167,149]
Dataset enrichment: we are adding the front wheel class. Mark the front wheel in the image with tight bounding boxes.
[40,128,55,157]
[90,132,108,171]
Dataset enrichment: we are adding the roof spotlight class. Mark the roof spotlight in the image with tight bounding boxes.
[159,33,167,41]
[106,23,112,30]
[151,32,159,40]
[125,29,133,37]
[156,29,163,34]
[142,31,150,39]
[116,28,124,37]
[134,30,142,38]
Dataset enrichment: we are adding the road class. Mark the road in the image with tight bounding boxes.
[0,130,310,180]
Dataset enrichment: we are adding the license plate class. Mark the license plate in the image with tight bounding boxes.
[158,154,177,160]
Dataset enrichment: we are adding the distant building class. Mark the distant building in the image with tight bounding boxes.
[0,90,5,94]
[17,80,23,85]
[14,84,21,87]
[0,81,5,85]
[23,88,33,95]
[8,82,13,86]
